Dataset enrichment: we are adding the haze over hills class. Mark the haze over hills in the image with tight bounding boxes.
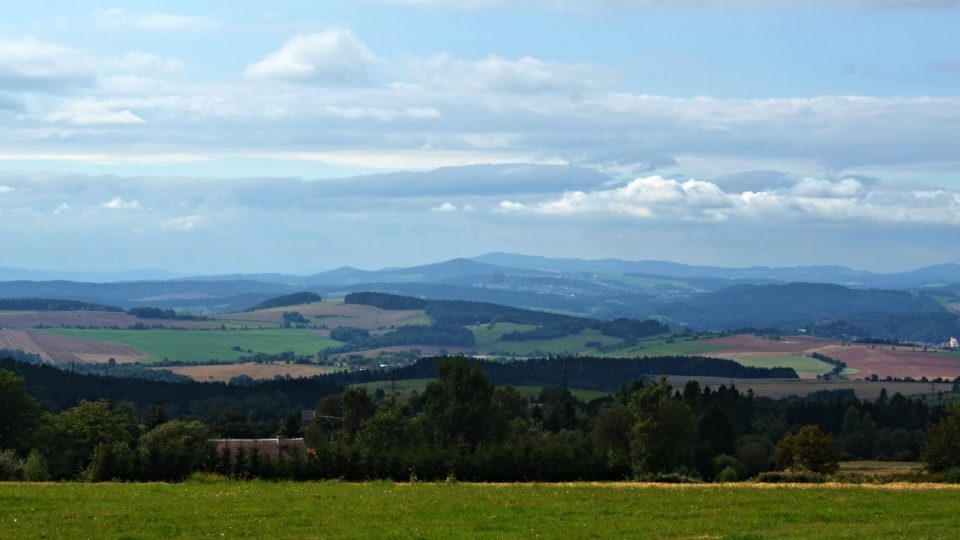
[0,253,958,342]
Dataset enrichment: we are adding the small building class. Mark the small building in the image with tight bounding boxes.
[210,437,307,461]
[950,337,959,349]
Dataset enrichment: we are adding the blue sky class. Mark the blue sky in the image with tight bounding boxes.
[1,1,959,273]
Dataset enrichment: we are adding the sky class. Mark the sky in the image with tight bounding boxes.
[1,1,960,274]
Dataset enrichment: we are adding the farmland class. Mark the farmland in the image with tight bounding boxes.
[35,328,343,363]
[2,482,960,539]
[0,329,143,365]
[159,362,341,382]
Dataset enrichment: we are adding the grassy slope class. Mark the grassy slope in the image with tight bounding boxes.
[2,482,960,539]
[37,328,343,363]
[471,323,623,356]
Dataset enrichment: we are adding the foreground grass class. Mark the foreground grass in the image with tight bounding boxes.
[3,481,960,539]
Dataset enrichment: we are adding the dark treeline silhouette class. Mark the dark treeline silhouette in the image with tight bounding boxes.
[127,307,207,320]
[0,298,123,312]
[249,292,322,311]
[2,356,954,483]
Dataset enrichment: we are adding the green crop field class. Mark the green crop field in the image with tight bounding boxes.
[470,322,538,349]
[718,354,835,379]
[36,328,344,363]
[608,337,721,358]
[478,329,623,356]
[2,481,960,539]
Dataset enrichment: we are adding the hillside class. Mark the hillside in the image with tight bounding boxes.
[660,283,946,330]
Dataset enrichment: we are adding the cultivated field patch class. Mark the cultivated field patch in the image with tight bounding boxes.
[819,344,960,380]
[36,328,343,363]
[222,301,429,330]
[160,362,340,382]
[0,329,143,365]
[717,353,835,379]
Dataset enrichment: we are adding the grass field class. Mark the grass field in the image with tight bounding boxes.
[37,328,344,363]
[470,322,538,349]
[2,481,960,538]
[476,328,623,356]
[608,337,721,358]
[717,354,835,379]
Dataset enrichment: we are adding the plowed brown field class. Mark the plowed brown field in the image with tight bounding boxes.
[700,334,960,379]
[0,329,143,365]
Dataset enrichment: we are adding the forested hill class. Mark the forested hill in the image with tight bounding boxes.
[0,298,123,312]
[249,292,322,311]
[661,283,945,329]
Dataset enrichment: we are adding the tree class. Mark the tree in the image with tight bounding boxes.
[139,420,211,481]
[628,379,697,475]
[421,358,494,447]
[922,409,960,472]
[772,425,840,474]
[22,449,50,481]
[0,369,42,452]
[33,400,138,480]
[589,404,634,476]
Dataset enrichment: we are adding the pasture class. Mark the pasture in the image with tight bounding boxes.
[36,328,343,363]
[2,481,960,539]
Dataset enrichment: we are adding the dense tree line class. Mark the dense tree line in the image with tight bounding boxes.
[250,292,322,311]
[3,356,960,482]
[0,298,122,312]
[127,307,207,320]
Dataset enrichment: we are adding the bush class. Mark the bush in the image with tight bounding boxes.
[0,449,23,481]
[755,471,827,483]
[715,466,740,482]
[635,472,702,483]
[772,425,840,474]
[187,471,229,484]
[22,450,50,481]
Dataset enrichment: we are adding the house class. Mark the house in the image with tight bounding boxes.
[950,337,959,349]
[210,437,307,461]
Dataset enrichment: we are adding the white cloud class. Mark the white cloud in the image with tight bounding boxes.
[45,100,145,125]
[0,185,13,194]
[411,53,616,93]
[495,200,528,213]
[161,214,203,231]
[432,201,458,212]
[0,37,95,90]
[323,106,440,121]
[245,29,380,85]
[521,175,960,225]
[100,197,140,210]
[97,9,219,32]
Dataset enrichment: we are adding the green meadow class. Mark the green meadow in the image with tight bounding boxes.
[38,328,343,363]
[2,481,960,539]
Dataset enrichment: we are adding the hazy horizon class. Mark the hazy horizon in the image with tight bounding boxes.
[2,2,960,274]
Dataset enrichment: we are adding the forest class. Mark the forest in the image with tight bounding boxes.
[3,354,959,483]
